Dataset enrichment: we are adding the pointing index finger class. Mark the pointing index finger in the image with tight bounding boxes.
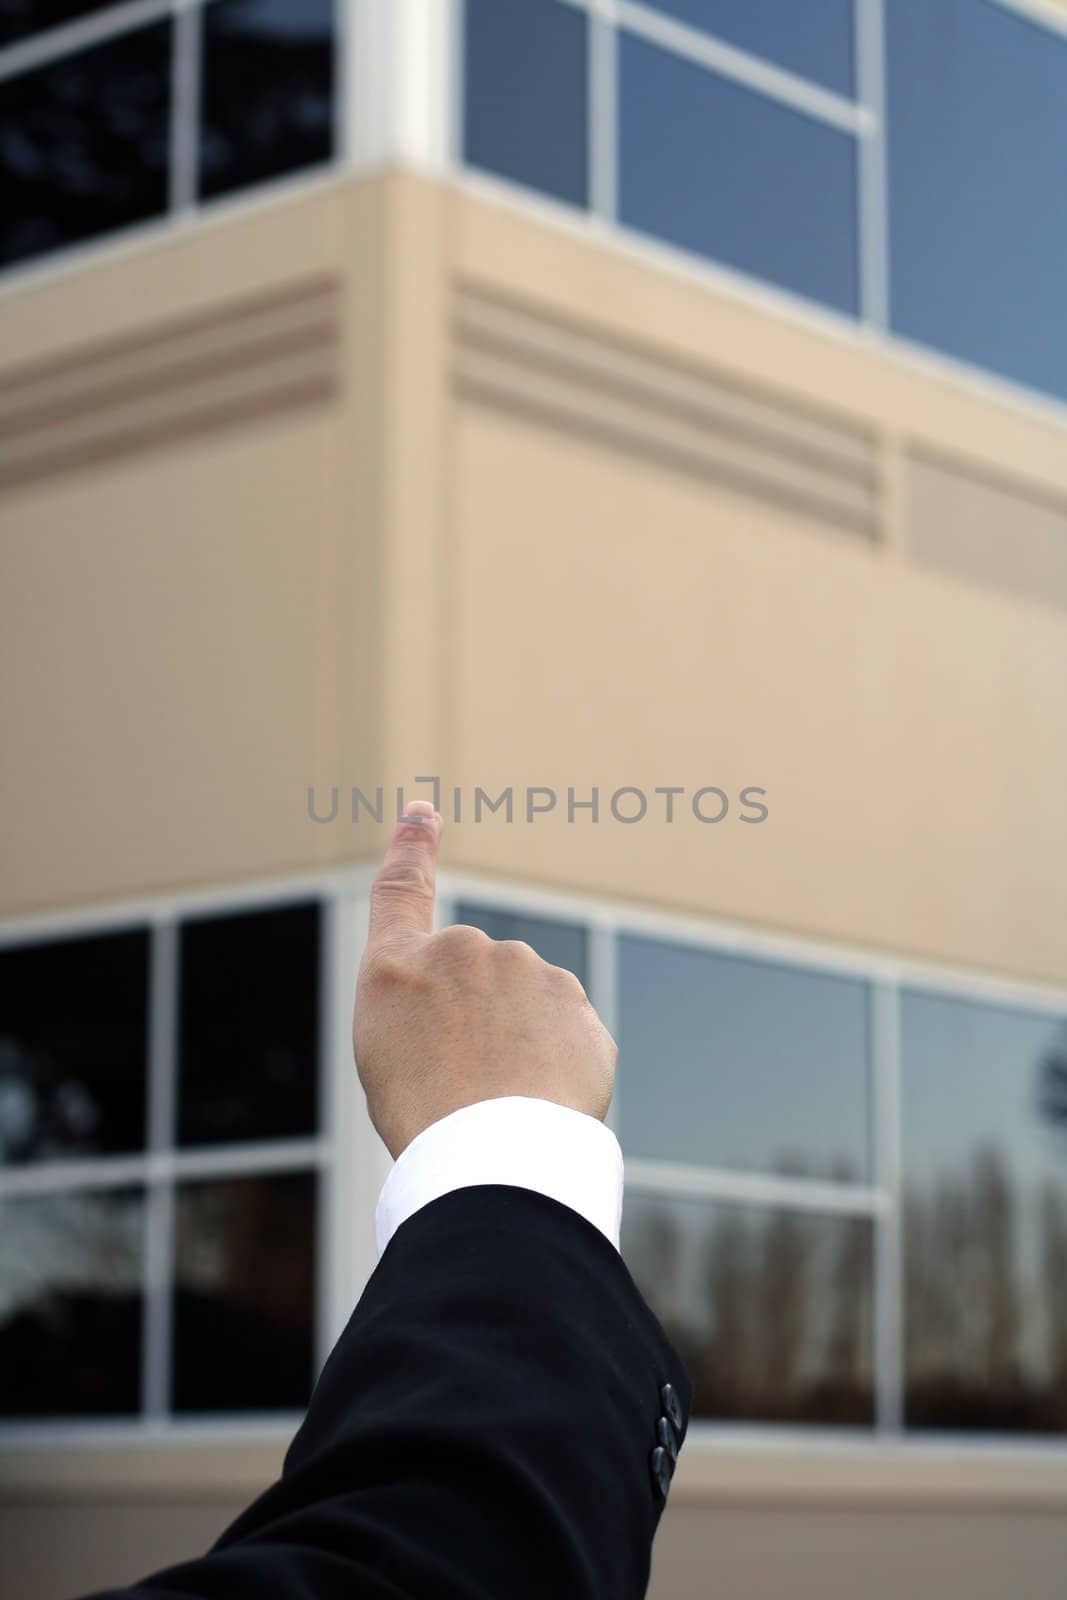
[367,800,442,949]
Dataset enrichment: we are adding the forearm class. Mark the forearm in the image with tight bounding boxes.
[85,1188,688,1600]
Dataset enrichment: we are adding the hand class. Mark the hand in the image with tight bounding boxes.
[354,801,617,1159]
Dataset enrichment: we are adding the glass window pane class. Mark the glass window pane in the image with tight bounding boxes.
[463,0,589,209]
[902,990,1067,1434]
[177,902,320,1147]
[198,0,335,203]
[619,33,860,316]
[0,2,115,50]
[887,0,1067,404]
[0,1188,143,1418]
[623,1192,874,1423]
[172,1172,316,1412]
[452,902,588,988]
[641,0,856,98]
[0,930,149,1163]
[0,21,172,271]
[617,936,871,1182]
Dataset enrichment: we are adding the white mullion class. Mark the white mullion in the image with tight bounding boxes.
[589,917,619,1135]
[345,0,392,169]
[447,0,467,167]
[316,887,358,1368]
[872,974,903,1432]
[168,0,203,216]
[588,0,618,221]
[392,0,456,171]
[625,1158,887,1219]
[855,0,889,330]
[142,916,179,1420]
[165,1138,331,1180]
[616,0,872,137]
[352,890,394,1292]
[0,1154,154,1198]
[0,1140,332,1200]
[141,1181,175,1418]
[0,0,172,83]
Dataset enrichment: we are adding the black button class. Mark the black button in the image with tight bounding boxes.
[657,1414,679,1462]
[660,1382,684,1433]
[649,1445,674,1500]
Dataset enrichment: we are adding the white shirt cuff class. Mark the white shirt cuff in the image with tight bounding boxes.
[374,1096,624,1258]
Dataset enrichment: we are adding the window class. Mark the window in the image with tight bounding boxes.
[616,937,871,1182]
[449,890,1067,1439]
[199,0,335,203]
[5,875,1067,1445]
[463,0,590,209]
[0,929,149,1162]
[0,20,172,270]
[173,1171,316,1412]
[640,0,857,98]
[623,1192,874,1424]
[0,0,339,274]
[901,990,1067,1434]
[618,34,860,316]
[178,902,320,1146]
[887,0,1067,405]
[0,1188,144,1417]
[0,900,326,1423]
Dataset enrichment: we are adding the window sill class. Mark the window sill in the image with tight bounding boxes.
[3,1427,1067,1510]
[672,1428,1067,1509]
[0,1426,296,1501]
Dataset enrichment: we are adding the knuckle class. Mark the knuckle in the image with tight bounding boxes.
[435,923,491,957]
[496,939,539,963]
[553,965,588,1001]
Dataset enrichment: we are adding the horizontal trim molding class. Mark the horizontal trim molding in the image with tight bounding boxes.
[452,277,883,540]
[0,276,341,494]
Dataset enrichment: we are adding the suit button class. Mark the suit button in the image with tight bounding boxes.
[657,1415,679,1462]
[660,1382,684,1433]
[649,1445,674,1501]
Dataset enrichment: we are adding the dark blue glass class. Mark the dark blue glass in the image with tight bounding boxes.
[199,0,335,202]
[464,0,589,208]
[624,1193,875,1424]
[641,0,856,97]
[0,929,150,1162]
[0,21,171,270]
[887,0,1067,404]
[617,936,871,1182]
[172,1172,316,1412]
[177,902,320,1147]
[619,33,860,316]
[901,990,1067,1434]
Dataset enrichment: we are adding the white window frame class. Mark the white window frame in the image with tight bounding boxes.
[439,866,1067,1457]
[2,863,1067,1457]
[0,863,386,1448]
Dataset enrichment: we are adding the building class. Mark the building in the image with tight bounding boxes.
[1,2,1066,1595]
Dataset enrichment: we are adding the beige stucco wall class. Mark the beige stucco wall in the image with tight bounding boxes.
[3,170,1065,983]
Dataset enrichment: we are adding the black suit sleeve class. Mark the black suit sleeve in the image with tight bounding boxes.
[83,1185,691,1600]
